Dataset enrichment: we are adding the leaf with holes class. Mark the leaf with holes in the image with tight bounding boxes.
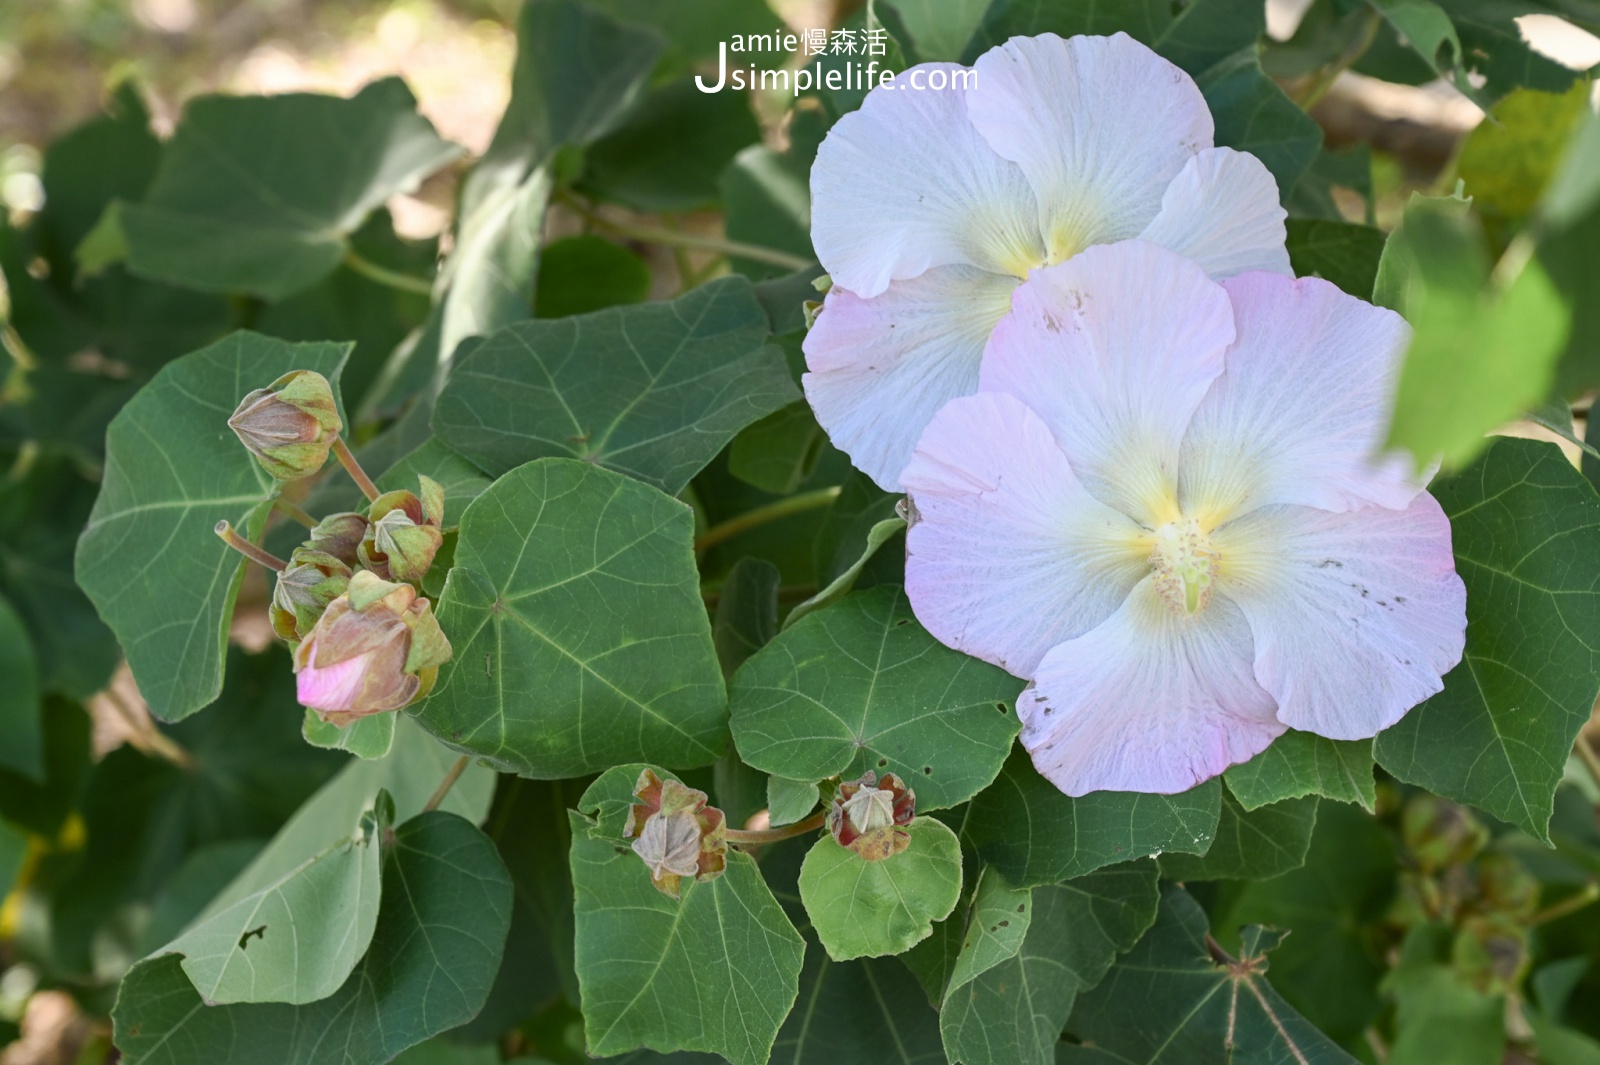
[730,587,1020,811]
[432,275,797,495]
[1158,793,1318,882]
[416,459,728,777]
[799,819,963,961]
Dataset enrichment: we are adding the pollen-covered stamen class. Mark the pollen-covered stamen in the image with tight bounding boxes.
[1150,518,1220,616]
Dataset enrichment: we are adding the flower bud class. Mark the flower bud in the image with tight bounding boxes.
[271,548,351,643]
[293,569,452,727]
[228,371,342,481]
[1402,793,1488,873]
[1451,913,1529,996]
[359,476,445,585]
[623,769,726,898]
[827,771,914,861]
[1476,852,1539,919]
[304,511,369,567]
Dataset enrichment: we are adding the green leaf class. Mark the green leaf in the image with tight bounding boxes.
[75,331,351,722]
[156,799,385,1005]
[882,0,990,60]
[1379,196,1569,470]
[772,942,946,1063]
[728,400,826,497]
[768,776,821,827]
[940,862,1159,1065]
[1386,925,1504,1065]
[586,0,775,72]
[964,746,1221,887]
[0,817,25,898]
[966,0,1170,56]
[1225,729,1376,811]
[570,766,804,1065]
[944,865,1034,997]
[1195,48,1324,195]
[783,516,905,630]
[1285,219,1387,299]
[1375,438,1600,841]
[534,236,650,319]
[578,79,761,213]
[120,79,460,299]
[730,586,1021,811]
[1285,144,1374,224]
[1215,801,1397,1043]
[1150,0,1266,75]
[1062,887,1359,1064]
[433,276,798,494]
[811,469,903,588]
[0,592,42,780]
[720,141,816,280]
[1449,0,1589,104]
[418,459,728,777]
[302,709,396,760]
[1456,83,1591,223]
[112,810,512,1065]
[1158,792,1318,881]
[799,819,963,960]
[713,556,780,679]
[0,696,89,839]
[1369,0,1483,105]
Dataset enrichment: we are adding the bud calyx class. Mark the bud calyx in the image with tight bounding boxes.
[624,769,727,898]
[228,370,342,481]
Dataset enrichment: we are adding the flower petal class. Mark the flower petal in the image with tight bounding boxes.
[966,33,1213,264]
[978,241,1235,524]
[1020,579,1283,796]
[1179,272,1423,520]
[810,64,1044,297]
[1137,148,1291,278]
[1215,494,1467,739]
[297,648,375,712]
[804,265,1018,490]
[903,391,1148,677]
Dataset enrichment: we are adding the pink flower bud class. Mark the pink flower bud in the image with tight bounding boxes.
[623,769,727,898]
[304,511,369,567]
[228,371,342,481]
[826,771,914,861]
[293,569,452,727]
[359,476,445,585]
[271,548,351,643]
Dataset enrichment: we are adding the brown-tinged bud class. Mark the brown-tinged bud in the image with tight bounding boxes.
[827,771,914,861]
[1451,913,1529,995]
[1476,852,1539,919]
[304,511,369,567]
[359,476,444,584]
[623,769,726,899]
[271,548,351,643]
[1402,793,1488,873]
[228,370,342,481]
[293,569,452,727]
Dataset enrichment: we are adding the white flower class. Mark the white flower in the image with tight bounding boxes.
[901,241,1467,796]
[804,32,1292,490]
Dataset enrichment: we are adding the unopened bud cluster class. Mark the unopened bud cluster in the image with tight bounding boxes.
[827,771,915,861]
[624,769,727,899]
[222,371,453,726]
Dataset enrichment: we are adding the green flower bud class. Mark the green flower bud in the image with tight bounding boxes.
[359,475,445,585]
[1476,852,1540,919]
[1451,913,1529,996]
[1402,793,1489,873]
[271,548,352,643]
[228,371,342,481]
[826,771,914,861]
[293,570,452,727]
[304,511,369,567]
[623,769,726,899]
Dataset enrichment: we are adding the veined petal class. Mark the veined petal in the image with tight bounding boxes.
[1179,272,1423,521]
[1216,495,1466,740]
[903,391,1148,677]
[1020,579,1282,796]
[804,265,1018,490]
[811,64,1044,297]
[978,241,1234,525]
[967,33,1212,264]
[297,648,375,712]
[1137,148,1291,279]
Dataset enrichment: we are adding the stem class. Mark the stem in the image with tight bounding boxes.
[725,810,826,846]
[1294,9,1382,110]
[103,685,193,768]
[215,520,288,572]
[560,192,812,273]
[1529,881,1600,927]
[332,437,382,503]
[695,486,841,552]
[274,498,318,529]
[343,249,435,296]
[423,755,471,813]
[1576,734,1600,793]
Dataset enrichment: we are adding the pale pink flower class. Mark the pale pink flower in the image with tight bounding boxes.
[901,241,1467,796]
[805,32,1292,490]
